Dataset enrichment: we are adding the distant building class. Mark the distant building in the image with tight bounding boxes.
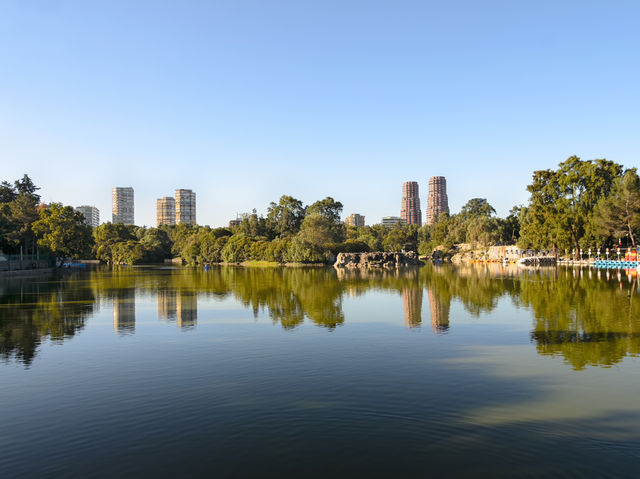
[401,181,422,226]
[156,197,176,226]
[112,187,134,225]
[229,213,250,228]
[346,213,365,227]
[176,189,196,225]
[426,176,449,225]
[76,205,99,227]
[381,216,407,227]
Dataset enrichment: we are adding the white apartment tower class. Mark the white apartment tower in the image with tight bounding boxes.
[156,197,176,226]
[112,187,134,225]
[175,189,196,225]
[76,205,100,228]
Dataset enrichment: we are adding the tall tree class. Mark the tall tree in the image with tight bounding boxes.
[32,203,93,262]
[460,198,496,219]
[519,156,622,255]
[94,223,137,263]
[0,181,17,203]
[593,169,640,247]
[266,195,305,238]
[14,174,40,200]
[307,197,343,224]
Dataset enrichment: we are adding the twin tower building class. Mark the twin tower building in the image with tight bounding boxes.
[111,187,196,226]
[401,176,449,226]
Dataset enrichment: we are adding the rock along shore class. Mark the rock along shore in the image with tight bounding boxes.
[334,252,423,269]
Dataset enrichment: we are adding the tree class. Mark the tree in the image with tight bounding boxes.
[519,156,622,256]
[266,195,305,238]
[382,225,418,252]
[0,181,17,203]
[286,214,337,263]
[94,223,137,263]
[307,197,343,224]
[14,174,40,200]
[593,169,640,247]
[32,203,93,262]
[139,228,172,262]
[499,205,522,244]
[460,198,496,219]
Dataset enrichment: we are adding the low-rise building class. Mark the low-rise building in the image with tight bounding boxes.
[381,216,407,227]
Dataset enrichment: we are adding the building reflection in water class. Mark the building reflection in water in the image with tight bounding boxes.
[157,289,197,329]
[402,288,423,328]
[427,288,450,334]
[158,289,177,322]
[113,288,136,335]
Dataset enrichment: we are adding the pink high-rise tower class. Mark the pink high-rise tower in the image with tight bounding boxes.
[401,181,422,226]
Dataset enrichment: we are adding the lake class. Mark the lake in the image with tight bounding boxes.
[1,264,640,477]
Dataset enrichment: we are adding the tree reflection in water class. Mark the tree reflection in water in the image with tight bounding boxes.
[0,271,96,366]
[2,264,640,368]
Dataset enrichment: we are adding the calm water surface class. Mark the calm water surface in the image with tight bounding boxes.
[1,264,640,478]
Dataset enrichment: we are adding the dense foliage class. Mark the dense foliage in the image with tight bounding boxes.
[3,158,640,265]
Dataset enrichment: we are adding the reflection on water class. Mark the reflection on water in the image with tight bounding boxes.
[428,288,450,334]
[157,288,197,329]
[1,264,640,369]
[113,288,135,335]
[402,287,422,328]
[0,272,96,365]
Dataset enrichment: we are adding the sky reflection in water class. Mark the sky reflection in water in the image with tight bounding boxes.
[1,264,640,477]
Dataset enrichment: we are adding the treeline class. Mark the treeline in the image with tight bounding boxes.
[2,155,639,264]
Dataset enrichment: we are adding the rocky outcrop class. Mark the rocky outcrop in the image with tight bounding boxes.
[334,252,423,269]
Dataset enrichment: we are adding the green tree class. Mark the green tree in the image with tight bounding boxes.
[593,169,640,247]
[307,197,343,224]
[286,214,337,263]
[460,198,496,219]
[32,203,93,262]
[519,156,622,256]
[221,234,254,263]
[0,181,17,203]
[266,195,305,238]
[111,240,145,264]
[94,223,137,263]
[139,228,172,262]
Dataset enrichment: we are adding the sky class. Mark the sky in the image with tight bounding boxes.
[1,0,639,227]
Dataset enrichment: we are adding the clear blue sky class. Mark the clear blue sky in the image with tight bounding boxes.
[2,0,639,226]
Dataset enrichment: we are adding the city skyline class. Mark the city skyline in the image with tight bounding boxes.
[3,1,639,226]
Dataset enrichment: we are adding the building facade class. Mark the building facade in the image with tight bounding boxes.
[401,181,422,226]
[381,216,407,227]
[175,189,196,225]
[76,205,100,227]
[345,213,365,227]
[112,187,134,225]
[426,176,449,225]
[156,197,176,226]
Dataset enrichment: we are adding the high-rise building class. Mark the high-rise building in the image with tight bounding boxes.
[346,213,365,227]
[401,181,422,226]
[426,176,449,225]
[175,189,196,225]
[112,187,134,225]
[76,205,100,227]
[156,197,176,226]
[381,216,407,227]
